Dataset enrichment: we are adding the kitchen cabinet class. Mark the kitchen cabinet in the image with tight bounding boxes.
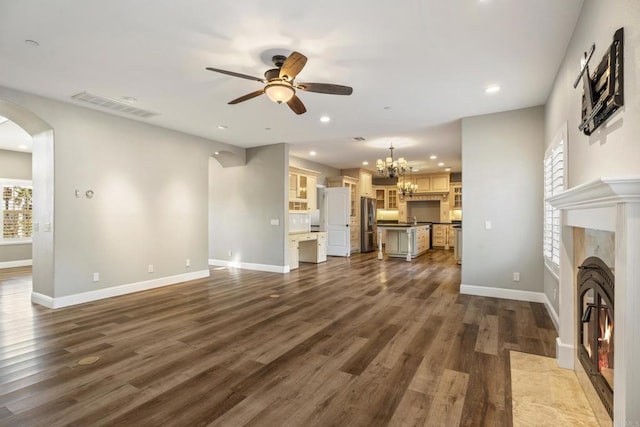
[342,168,373,198]
[373,186,398,210]
[289,232,328,270]
[289,167,319,212]
[432,224,455,249]
[379,224,430,259]
[414,173,450,193]
[451,183,462,209]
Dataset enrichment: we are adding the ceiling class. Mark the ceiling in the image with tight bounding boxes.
[0,0,584,173]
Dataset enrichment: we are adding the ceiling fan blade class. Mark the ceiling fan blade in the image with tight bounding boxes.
[279,51,307,81]
[206,67,265,83]
[296,82,353,95]
[228,89,265,104]
[287,94,307,115]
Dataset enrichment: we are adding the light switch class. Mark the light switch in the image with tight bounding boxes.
[270,219,280,226]
[485,220,492,230]
[44,223,51,232]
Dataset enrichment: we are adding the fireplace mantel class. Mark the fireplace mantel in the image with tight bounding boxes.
[547,176,640,426]
[548,176,640,209]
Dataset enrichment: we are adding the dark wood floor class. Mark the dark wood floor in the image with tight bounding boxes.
[0,251,556,426]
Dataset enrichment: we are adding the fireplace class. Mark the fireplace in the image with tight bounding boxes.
[577,256,614,418]
[547,177,640,425]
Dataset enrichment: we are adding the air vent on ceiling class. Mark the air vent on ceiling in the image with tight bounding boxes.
[352,136,366,141]
[71,92,159,118]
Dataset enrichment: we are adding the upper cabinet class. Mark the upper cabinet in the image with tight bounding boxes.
[289,167,319,212]
[414,173,450,193]
[341,168,373,198]
[374,186,398,210]
[451,183,462,209]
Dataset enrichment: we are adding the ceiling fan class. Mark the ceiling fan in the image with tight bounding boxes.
[206,51,353,115]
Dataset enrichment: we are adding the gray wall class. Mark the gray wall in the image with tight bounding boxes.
[210,143,288,267]
[289,155,340,187]
[0,149,32,263]
[461,106,544,292]
[0,84,243,299]
[543,0,640,313]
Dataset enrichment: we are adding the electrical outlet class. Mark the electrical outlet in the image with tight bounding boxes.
[148,264,154,273]
[93,272,99,282]
[186,258,190,267]
[227,250,232,257]
[513,272,520,282]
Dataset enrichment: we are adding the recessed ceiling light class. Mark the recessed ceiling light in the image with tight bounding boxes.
[438,162,444,167]
[485,84,500,94]
[309,151,316,156]
[320,116,330,123]
[18,144,28,149]
[362,161,369,166]
[217,125,227,130]
[445,167,451,172]
[429,155,437,160]
[24,39,40,47]
[214,151,220,155]
[122,96,137,103]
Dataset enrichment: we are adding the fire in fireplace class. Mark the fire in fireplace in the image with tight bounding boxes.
[577,256,614,418]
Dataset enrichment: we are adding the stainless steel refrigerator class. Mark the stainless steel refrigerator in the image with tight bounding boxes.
[360,196,376,252]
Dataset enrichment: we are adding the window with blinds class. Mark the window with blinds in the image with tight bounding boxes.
[2,184,33,240]
[543,134,564,272]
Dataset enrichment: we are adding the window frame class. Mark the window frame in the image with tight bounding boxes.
[0,178,33,246]
[543,124,567,276]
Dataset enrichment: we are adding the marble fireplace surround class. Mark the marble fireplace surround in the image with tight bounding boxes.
[548,177,640,426]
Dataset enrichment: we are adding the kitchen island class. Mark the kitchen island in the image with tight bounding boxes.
[376,223,430,261]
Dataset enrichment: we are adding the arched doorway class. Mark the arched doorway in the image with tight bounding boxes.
[0,98,55,304]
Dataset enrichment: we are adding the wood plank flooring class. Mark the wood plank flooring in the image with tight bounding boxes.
[0,251,557,426]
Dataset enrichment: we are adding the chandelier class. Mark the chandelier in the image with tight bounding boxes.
[376,144,407,178]
[398,167,418,198]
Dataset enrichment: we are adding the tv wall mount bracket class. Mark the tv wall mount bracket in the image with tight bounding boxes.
[574,27,624,136]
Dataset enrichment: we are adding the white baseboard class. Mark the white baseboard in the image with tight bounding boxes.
[556,337,575,370]
[0,259,32,269]
[460,283,546,303]
[31,269,210,309]
[542,292,560,332]
[208,259,288,274]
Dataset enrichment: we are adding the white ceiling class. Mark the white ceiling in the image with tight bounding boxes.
[0,0,584,173]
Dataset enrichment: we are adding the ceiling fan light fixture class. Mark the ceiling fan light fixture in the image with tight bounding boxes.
[265,82,295,104]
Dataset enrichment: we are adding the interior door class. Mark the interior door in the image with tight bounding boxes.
[323,187,350,257]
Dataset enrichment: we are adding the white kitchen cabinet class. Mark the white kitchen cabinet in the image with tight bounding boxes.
[342,168,373,198]
[373,186,399,210]
[451,183,462,209]
[289,167,319,212]
[289,237,299,270]
[380,225,430,259]
[432,224,455,249]
[290,232,328,269]
[414,173,450,193]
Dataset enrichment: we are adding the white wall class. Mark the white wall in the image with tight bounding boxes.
[543,0,640,317]
[0,149,32,264]
[545,0,640,185]
[461,106,545,293]
[0,84,243,303]
[209,143,288,270]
